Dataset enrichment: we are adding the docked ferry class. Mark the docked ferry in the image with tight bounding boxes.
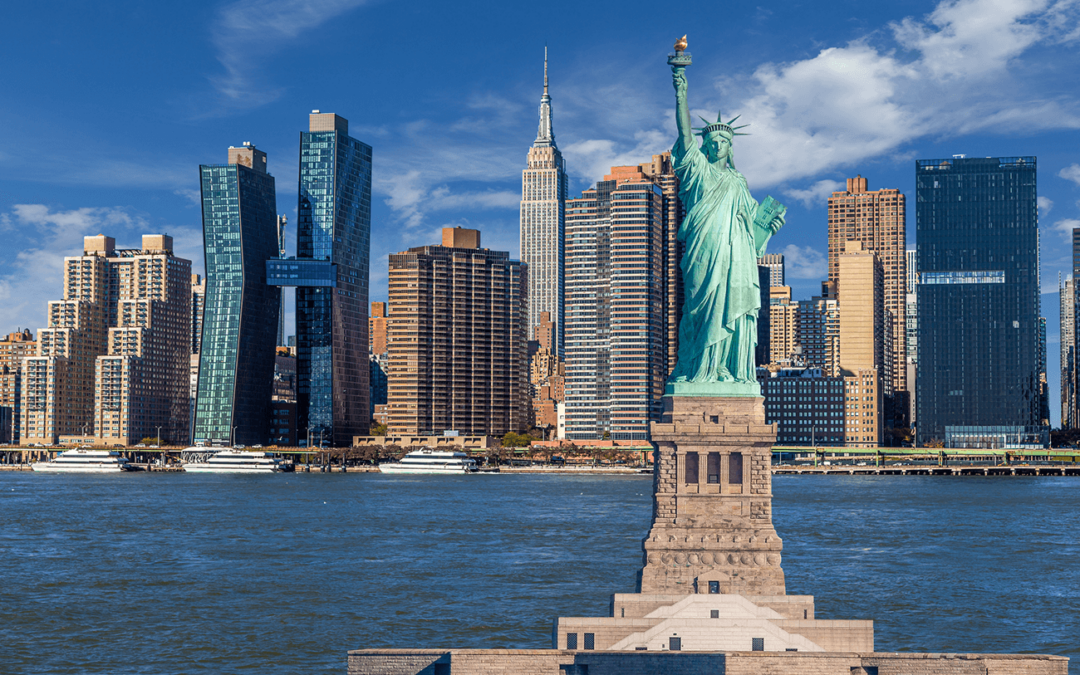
[379,448,478,474]
[182,449,293,473]
[31,448,134,473]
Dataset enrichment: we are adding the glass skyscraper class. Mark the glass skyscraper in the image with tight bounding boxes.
[915,156,1045,447]
[295,112,371,447]
[193,144,280,446]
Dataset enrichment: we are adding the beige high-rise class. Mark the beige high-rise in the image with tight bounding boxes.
[386,227,528,436]
[21,236,114,445]
[93,235,191,446]
[20,235,192,446]
[369,301,388,357]
[838,241,884,446]
[828,176,907,413]
[767,287,797,365]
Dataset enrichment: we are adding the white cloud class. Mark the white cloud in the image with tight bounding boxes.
[1038,195,1054,216]
[556,0,1080,191]
[210,0,370,105]
[1048,217,1080,242]
[174,188,201,206]
[891,0,1051,81]
[779,244,828,280]
[1061,163,1080,185]
[784,180,845,208]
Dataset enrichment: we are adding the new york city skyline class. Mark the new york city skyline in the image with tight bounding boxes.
[2,0,1079,422]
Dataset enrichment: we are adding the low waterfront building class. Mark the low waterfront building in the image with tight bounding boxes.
[270,400,298,446]
[760,367,845,445]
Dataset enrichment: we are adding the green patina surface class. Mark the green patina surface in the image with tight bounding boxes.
[666,48,786,397]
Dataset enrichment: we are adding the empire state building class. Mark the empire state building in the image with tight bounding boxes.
[520,48,568,353]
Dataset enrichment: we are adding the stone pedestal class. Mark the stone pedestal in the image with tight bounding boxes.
[638,395,785,596]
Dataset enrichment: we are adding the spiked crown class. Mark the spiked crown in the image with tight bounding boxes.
[694,111,749,139]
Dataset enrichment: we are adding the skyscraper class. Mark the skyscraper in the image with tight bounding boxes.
[768,287,797,365]
[190,274,206,355]
[193,144,280,447]
[276,215,287,347]
[190,273,205,433]
[385,227,528,436]
[637,153,683,376]
[758,253,785,288]
[294,112,372,447]
[0,329,36,444]
[828,176,907,420]
[93,235,192,446]
[838,241,885,446]
[795,295,840,375]
[916,156,1044,447]
[1061,274,1077,429]
[905,249,918,425]
[564,165,666,440]
[370,301,388,357]
[520,49,568,354]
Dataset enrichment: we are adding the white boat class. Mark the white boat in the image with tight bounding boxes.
[182,449,292,473]
[379,448,478,474]
[31,448,134,473]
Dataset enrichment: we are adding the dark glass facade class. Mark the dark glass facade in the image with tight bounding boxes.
[296,116,372,446]
[915,156,1043,445]
[760,367,845,445]
[193,161,280,446]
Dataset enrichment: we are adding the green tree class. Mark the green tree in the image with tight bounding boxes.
[501,432,533,448]
[369,423,388,436]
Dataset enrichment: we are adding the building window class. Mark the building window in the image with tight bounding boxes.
[684,452,698,484]
[711,609,720,618]
[708,580,719,594]
[707,452,719,483]
[729,452,743,484]
[584,633,594,650]
[566,633,577,650]
[669,637,681,651]
[752,637,764,651]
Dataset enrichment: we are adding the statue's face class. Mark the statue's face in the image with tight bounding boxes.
[703,132,731,165]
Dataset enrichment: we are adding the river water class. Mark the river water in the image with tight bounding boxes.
[1,473,1077,674]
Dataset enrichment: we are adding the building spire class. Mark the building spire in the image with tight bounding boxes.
[535,46,555,148]
[544,45,549,96]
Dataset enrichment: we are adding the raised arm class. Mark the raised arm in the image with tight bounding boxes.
[672,66,694,152]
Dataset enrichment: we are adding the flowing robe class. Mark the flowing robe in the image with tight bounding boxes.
[669,136,778,384]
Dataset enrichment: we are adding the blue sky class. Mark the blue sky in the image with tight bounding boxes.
[1,0,1079,423]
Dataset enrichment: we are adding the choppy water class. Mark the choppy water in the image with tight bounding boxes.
[0,473,1076,674]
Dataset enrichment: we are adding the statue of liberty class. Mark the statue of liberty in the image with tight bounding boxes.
[666,38,786,396]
